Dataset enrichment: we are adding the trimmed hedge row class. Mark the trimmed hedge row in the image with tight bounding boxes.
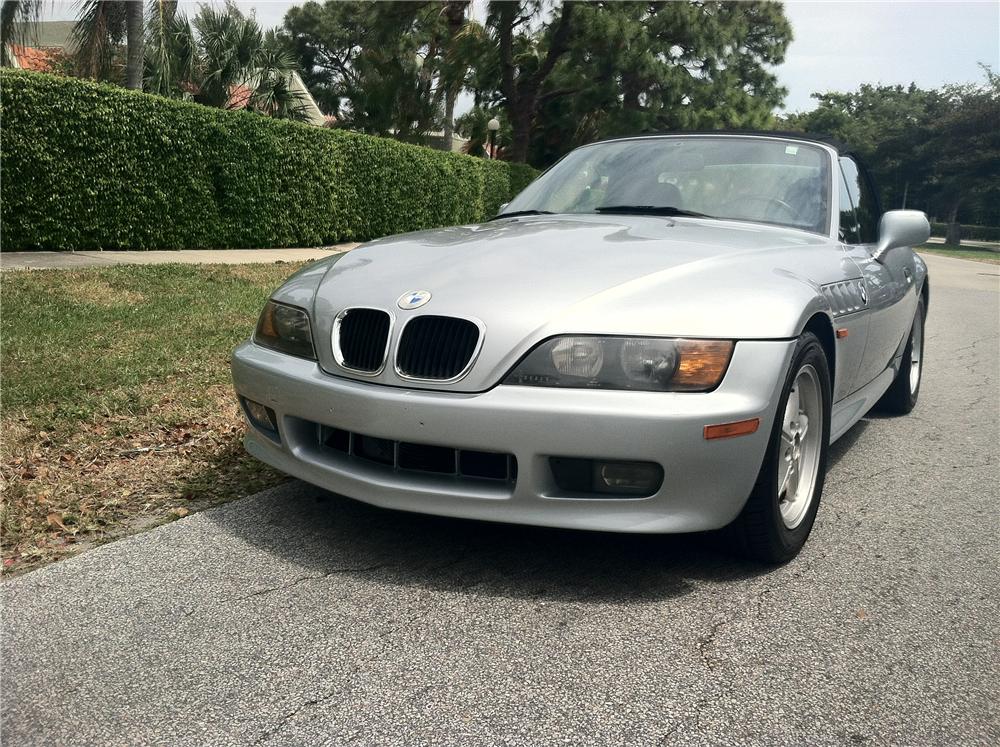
[929,222,1000,242]
[0,70,537,251]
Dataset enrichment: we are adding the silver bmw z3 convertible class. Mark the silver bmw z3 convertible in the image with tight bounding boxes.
[232,132,930,562]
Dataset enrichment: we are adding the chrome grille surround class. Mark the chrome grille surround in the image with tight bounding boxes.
[332,307,393,375]
[394,315,485,383]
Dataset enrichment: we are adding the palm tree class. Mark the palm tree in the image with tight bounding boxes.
[145,0,193,96]
[124,0,142,88]
[71,0,142,88]
[439,1,470,149]
[146,2,308,120]
[0,0,44,66]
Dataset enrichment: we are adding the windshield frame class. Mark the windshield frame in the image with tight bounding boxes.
[498,134,839,238]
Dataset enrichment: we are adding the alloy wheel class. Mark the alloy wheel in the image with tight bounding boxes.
[778,364,823,529]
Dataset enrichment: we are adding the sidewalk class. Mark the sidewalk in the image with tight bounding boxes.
[925,237,1000,252]
[0,244,360,271]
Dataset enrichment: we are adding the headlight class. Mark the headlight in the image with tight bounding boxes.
[504,336,734,392]
[254,301,316,359]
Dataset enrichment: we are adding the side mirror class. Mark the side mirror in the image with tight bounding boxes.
[874,210,930,263]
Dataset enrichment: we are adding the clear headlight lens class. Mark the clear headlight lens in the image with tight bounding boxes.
[504,336,734,391]
[254,300,316,359]
[550,337,604,378]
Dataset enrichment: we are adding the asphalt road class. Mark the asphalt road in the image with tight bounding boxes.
[3,253,998,746]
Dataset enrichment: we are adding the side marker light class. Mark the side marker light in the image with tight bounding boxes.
[703,418,760,440]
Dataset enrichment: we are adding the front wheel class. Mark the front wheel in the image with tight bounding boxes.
[728,332,832,563]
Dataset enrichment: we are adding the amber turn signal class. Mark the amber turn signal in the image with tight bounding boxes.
[671,339,735,390]
[703,417,760,440]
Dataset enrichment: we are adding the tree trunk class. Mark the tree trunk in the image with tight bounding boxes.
[443,88,456,152]
[506,102,534,163]
[945,201,961,246]
[440,0,468,153]
[125,0,144,90]
[494,1,575,163]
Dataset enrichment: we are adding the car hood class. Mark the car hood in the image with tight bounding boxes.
[306,214,838,391]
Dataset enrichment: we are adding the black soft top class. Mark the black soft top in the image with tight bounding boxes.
[595,130,855,157]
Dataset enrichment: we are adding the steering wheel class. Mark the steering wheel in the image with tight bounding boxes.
[720,196,800,223]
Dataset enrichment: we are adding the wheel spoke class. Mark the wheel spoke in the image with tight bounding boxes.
[778,461,791,499]
[785,461,800,501]
[785,387,800,432]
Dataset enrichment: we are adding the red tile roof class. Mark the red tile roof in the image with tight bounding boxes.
[9,44,61,73]
[226,84,252,111]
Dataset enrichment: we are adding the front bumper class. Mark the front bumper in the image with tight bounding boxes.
[231,339,795,533]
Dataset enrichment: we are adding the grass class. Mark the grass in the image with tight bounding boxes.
[917,244,1000,265]
[1,262,307,575]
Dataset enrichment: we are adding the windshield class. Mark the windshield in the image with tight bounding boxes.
[501,136,832,234]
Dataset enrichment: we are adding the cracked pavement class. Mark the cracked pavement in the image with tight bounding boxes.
[3,253,998,746]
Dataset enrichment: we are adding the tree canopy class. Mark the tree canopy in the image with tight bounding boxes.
[144,1,309,120]
[780,68,999,231]
[281,0,793,163]
[282,0,477,140]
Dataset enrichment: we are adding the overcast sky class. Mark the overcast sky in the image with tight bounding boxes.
[45,0,999,113]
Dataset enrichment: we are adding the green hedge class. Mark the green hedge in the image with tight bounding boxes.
[508,162,540,198]
[929,222,1000,242]
[0,70,538,251]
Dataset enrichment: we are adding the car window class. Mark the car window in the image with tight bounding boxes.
[503,137,832,234]
[839,157,878,243]
[838,165,860,243]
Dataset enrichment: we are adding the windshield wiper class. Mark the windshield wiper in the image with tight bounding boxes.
[594,205,713,218]
[489,209,555,220]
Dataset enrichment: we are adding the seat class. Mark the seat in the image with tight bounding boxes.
[782,176,824,232]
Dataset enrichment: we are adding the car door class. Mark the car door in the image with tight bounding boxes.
[838,156,917,388]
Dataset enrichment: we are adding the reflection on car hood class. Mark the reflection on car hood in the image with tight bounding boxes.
[310,214,833,391]
[321,214,823,310]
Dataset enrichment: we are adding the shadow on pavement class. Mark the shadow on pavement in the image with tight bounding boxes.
[827,418,870,470]
[206,476,775,605]
[203,419,879,604]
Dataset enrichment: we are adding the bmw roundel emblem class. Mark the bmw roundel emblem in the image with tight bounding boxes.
[397,290,432,310]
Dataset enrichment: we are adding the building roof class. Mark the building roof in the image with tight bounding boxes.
[7,44,63,72]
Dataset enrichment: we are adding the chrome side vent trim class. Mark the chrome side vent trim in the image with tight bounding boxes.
[822,280,867,317]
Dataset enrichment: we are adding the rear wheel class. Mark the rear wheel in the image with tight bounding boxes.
[728,332,832,563]
[875,295,925,415]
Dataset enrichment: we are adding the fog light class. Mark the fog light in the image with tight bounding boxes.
[595,461,663,495]
[549,457,663,497]
[241,397,278,435]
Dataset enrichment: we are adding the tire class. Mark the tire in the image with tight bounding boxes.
[728,332,832,564]
[875,295,926,415]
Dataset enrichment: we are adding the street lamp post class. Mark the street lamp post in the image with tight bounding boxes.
[487,117,500,159]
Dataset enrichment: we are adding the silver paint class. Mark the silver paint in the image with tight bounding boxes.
[240,134,930,533]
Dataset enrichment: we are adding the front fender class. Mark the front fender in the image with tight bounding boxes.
[269,253,346,312]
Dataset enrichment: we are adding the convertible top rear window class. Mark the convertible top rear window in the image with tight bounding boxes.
[503,136,832,235]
